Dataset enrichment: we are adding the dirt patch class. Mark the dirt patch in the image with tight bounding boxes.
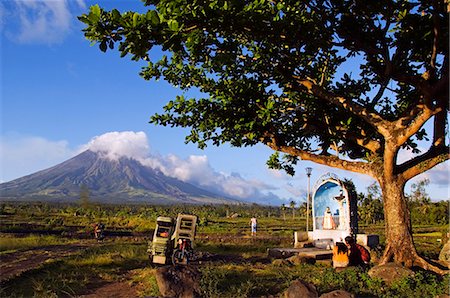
[0,237,270,297]
[0,241,141,297]
[0,243,93,282]
[76,281,138,298]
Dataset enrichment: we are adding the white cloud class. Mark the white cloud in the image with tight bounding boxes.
[75,0,86,10]
[88,131,283,202]
[142,153,278,201]
[398,145,449,196]
[285,182,304,198]
[0,134,75,182]
[408,162,450,187]
[428,162,450,186]
[0,131,281,202]
[2,131,447,203]
[0,3,5,30]
[83,131,150,161]
[86,131,446,202]
[2,0,86,44]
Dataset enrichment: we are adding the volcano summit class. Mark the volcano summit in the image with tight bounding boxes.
[0,150,238,204]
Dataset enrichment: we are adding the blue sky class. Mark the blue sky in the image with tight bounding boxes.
[1,0,448,205]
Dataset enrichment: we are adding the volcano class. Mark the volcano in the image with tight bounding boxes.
[0,150,238,204]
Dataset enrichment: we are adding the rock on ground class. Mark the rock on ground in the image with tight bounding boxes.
[439,240,450,263]
[282,279,318,298]
[319,290,355,298]
[287,255,316,265]
[368,263,414,286]
[155,265,201,298]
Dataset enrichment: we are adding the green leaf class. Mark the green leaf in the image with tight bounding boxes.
[133,12,140,27]
[77,15,89,24]
[147,10,160,25]
[167,19,179,31]
[111,9,121,21]
[99,41,107,52]
[91,4,101,17]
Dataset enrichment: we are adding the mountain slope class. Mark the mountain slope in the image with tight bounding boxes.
[0,150,238,204]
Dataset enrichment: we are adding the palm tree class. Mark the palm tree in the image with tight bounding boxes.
[281,204,286,221]
[290,200,296,219]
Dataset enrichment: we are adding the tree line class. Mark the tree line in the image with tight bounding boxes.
[357,179,448,226]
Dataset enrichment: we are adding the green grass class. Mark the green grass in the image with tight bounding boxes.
[129,268,161,297]
[1,203,448,297]
[198,262,450,298]
[0,235,74,253]
[0,242,149,298]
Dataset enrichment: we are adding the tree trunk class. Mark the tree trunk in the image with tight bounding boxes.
[380,178,446,274]
[380,179,415,265]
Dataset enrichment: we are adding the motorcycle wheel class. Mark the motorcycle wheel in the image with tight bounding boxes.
[172,249,189,265]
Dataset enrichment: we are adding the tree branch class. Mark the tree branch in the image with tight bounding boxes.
[279,93,382,154]
[335,126,382,153]
[263,132,377,177]
[292,77,390,136]
[395,104,443,145]
[430,0,441,72]
[399,145,450,181]
[368,78,389,109]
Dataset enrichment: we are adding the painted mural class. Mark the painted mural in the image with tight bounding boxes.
[313,181,348,231]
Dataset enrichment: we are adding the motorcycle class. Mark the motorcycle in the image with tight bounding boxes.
[172,238,193,265]
[94,223,105,242]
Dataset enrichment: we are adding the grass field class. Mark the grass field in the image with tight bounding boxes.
[0,203,448,297]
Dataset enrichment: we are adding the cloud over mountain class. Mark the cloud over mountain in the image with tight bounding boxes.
[3,131,446,203]
[9,131,275,203]
[84,131,150,161]
[82,131,281,202]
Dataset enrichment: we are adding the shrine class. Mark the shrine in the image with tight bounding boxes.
[271,173,379,260]
[309,173,358,244]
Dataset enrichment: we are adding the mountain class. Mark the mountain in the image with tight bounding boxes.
[0,150,239,204]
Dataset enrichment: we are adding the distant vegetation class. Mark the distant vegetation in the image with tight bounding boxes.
[1,180,448,237]
[357,180,449,226]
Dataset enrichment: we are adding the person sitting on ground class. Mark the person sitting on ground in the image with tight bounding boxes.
[344,236,370,267]
[332,242,349,268]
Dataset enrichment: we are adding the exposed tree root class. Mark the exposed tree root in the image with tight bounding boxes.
[412,255,449,275]
[379,244,449,275]
[379,244,393,265]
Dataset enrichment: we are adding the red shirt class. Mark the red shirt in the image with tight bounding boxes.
[348,243,371,265]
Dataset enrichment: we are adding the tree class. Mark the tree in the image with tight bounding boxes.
[408,178,431,205]
[290,200,296,219]
[79,0,449,273]
[406,178,446,225]
[79,184,91,210]
[358,183,384,224]
[281,203,287,221]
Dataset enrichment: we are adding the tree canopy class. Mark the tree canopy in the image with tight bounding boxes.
[79,0,449,272]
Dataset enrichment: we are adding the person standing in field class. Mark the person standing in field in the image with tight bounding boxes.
[250,217,257,236]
